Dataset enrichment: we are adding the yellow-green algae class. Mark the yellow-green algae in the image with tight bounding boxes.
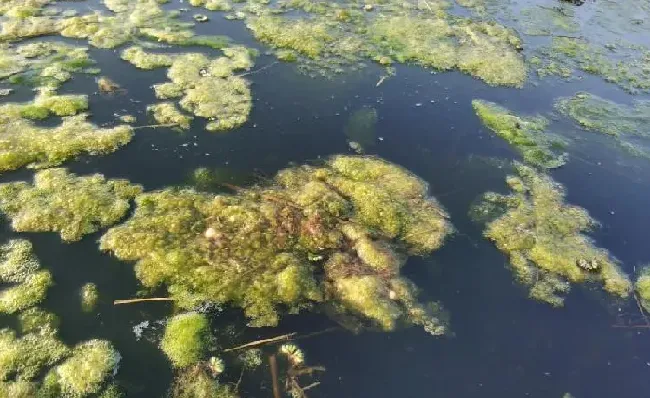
[0,110,133,173]
[0,87,87,120]
[170,365,237,398]
[635,266,650,313]
[2,42,96,88]
[0,239,51,314]
[53,339,120,397]
[0,168,143,242]
[555,92,650,158]
[80,282,99,313]
[241,0,525,86]
[0,328,69,381]
[533,37,650,94]
[473,163,631,306]
[101,156,452,333]
[161,313,211,368]
[121,46,175,70]
[18,307,59,334]
[472,99,567,169]
[147,102,193,130]
[152,46,255,131]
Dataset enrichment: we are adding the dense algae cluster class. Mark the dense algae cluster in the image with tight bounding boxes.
[473,99,567,168]
[239,0,526,86]
[0,168,143,242]
[471,163,631,306]
[101,156,452,334]
[0,239,120,397]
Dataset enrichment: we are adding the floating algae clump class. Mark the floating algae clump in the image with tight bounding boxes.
[54,340,120,396]
[101,156,452,334]
[473,163,631,306]
[636,266,650,313]
[0,240,51,314]
[152,47,254,131]
[18,307,59,334]
[161,313,211,368]
[0,168,143,242]
[472,99,567,168]
[555,92,650,158]
[0,328,69,381]
[121,46,175,70]
[0,112,133,173]
[246,15,333,58]
[170,365,237,398]
[147,102,193,130]
[80,282,99,312]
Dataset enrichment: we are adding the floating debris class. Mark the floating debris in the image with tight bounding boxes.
[81,282,100,313]
[101,156,452,334]
[473,99,567,168]
[0,168,143,242]
[472,163,631,306]
[194,14,209,23]
[344,107,378,154]
[97,76,121,94]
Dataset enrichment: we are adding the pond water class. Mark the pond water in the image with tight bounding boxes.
[1,1,650,397]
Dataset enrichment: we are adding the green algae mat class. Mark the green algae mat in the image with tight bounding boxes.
[1,0,650,397]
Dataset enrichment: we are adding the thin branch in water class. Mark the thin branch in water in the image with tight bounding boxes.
[113,297,174,305]
[223,333,297,352]
[612,324,650,329]
[633,292,650,328]
[237,61,279,77]
[302,382,321,391]
[133,123,180,130]
[269,354,281,398]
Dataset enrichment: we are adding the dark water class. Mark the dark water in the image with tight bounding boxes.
[2,1,650,397]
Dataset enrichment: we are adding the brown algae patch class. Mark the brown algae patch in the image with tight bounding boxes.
[472,99,567,168]
[0,239,51,314]
[555,92,650,158]
[152,47,255,131]
[101,156,452,334]
[472,164,631,306]
[0,168,143,242]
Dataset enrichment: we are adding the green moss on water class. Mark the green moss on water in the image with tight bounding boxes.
[101,156,451,334]
[555,92,650,158]
[0,240,40,283]
[0,168,143,242]
[151,47,254,131]
[121,46,175,69]
[247,15,332,58]
[473,163,631,306]
[148,102,194,130]
[161,313,211,368]
[18,307,59,334]
[0,111,132,170]
[54,340,120,396]
[170,365,237,398]
[0,270,52,314]
[0,328,69,381]
[636,266,650,313]
[472,99,567,169]
[80,283,99,313]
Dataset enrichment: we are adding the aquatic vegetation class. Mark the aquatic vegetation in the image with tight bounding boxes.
[0,239,40,283]
[97,76,121,94]
[121,46,175,70]
[555,92,650,158]
[170,365,237,398]
[0,168,143,242]
[101,156,451,334]
[0,88,87,120]
[279,343,304,366]
[207,356,225,376]
[54,340,120,396]
[473,163,631,306]
[344,107,378,153]
[0,270,52,314]
[236,349,261,369]
[161,313,212,368]
[533,37,650,94]
[147,102,193,130]
[80,283,99,312]
[153,47,254,131]
[247,15,332,59]
[0,328,69,381]
[0,111,133,173]
[18,307,59,334]
[472,99,567,168]
[636,266,650,313]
